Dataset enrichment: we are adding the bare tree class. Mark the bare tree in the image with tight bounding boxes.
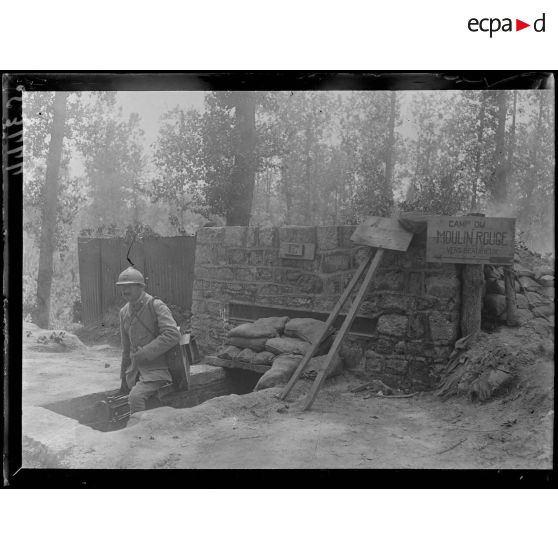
[35,91,69,328]
[226,92,257,225]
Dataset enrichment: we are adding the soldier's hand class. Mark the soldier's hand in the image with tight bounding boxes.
[131,348,149,364]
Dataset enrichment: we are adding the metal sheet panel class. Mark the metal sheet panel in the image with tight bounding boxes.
[77,238,101,323]
[100,237,124,315]
[142,236,196,310]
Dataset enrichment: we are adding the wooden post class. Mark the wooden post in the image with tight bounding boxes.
[503,266,519,326]
[302,248,385,411]
[279,249,373,400]
[459,213,485,338]
[460,263,484,337]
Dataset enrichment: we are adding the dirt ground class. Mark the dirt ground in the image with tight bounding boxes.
[22,322,553,469]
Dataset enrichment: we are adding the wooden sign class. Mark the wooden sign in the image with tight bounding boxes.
[426,216,515,264]
[350,216,413,252]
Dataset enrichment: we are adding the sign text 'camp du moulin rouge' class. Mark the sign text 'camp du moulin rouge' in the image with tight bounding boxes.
[426,216,516,265]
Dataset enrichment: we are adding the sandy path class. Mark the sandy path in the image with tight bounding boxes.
[22,341,553,468]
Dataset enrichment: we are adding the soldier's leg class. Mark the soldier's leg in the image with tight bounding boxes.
[129,380,168,413]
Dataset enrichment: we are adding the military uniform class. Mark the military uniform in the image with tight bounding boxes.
[119,291,181,413]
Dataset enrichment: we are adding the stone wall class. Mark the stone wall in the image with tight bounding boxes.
[192,226,462,391]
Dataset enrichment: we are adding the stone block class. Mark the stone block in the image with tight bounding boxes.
[223,226,247,247]
[433,345,451,361]
[234,267,255,282]
[259,227,277,248]
[275,269,323,293]
[316,226,340,250]
[247,250,266,266]
[320,252,351,273]
[373,336,396,355]
[372,270,405,291]
[384,357,409,376]
[196,227,225,243]
[246,228,258,248]
[407,313,429,339]
[394,341,406,354]
[324,275,350,295]
[214,267,235,281]
[407,340,433,357]
[407,272,424,296]
[425,274,460,299]
[279,226,316,244]
[415,296,439,311]
[226,248,246,265]
[364,350,384,373]
[257,284,296,296]
[255,267,274,282]
[195,245,215,265]
[313,296,343,312]
[377,314,408,337]
[340,339,365,369]
[428,311,458,342]
[407,358,432,384]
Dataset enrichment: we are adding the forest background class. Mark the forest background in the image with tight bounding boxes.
[22,89,555,329]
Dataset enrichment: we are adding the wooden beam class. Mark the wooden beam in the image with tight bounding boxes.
[278,248,373,400]
[205,356,270,375]
[302,248,385,411]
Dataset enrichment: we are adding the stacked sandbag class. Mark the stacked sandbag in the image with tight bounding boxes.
[265,336,311,356]
[218,316,341,380]
[284,317,334,345]
[254,353,343,391]
[218,316,289,365]
[483,253,554,329]
[254,354,302,390]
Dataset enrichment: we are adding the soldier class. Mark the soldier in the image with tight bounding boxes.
[116,267,181,413]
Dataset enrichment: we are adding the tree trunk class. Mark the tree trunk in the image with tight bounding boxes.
[523,94,545,243]
[471,98,486,211]
[226,92,256,225]
[35,91,68,328]
[503,266,519,326]
[506,91,517,182]
[304,114,313,221]
[384,91,397,201]
[492,91,508,203]
[280,163,293,224]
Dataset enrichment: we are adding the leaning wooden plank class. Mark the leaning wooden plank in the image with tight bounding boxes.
[279,248,373,400]
[350,217,413,251]
[205,356,270,375]
[302,248,385,411]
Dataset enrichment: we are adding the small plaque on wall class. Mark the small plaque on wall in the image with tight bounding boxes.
[279,242,316,260]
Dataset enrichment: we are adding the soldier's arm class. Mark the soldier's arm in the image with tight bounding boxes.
[141,300,181,361]
[120,309,132,373]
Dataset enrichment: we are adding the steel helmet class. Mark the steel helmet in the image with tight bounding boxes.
[116,267,145,286]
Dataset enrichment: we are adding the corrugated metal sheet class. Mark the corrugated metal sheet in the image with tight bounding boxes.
[77,236,196,325]
[77,238,102,323]
[143,236,196,310]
